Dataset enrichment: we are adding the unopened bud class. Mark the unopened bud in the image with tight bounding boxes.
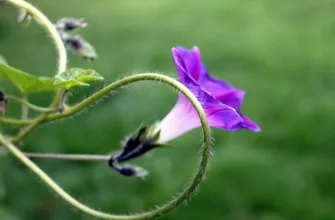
[106,123,164,178]
[0,90,8,116]
[64,35,97,61]
[17,8,32,27]
[112,123,162,163]
[109,162,148,179]
[55,17,87,31]
[76,39,97,61]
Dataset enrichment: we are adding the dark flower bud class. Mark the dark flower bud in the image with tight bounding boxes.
[106,123,166,178]
[112,123,162,163]
[0,90,8,115]
[109,162,148,179]
[61,33,97,61]
[65,35,83,50]
[55,17,87,31]
[0,91,5,101]
[17,8,32,27]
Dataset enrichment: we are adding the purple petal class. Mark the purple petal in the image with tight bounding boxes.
[172,46,202,83]
[199,65,236,95]
[157,73,244,143]
[230,113,261,132]
[215,89,245,110]
[206,106,245,130]
[241,115,261,132]
[178,88,244,131]
[165,45,261,139]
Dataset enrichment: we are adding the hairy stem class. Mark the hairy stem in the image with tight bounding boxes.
[0,73,212,219]
[0,117,32,126]
[6,0,68,143]
[7,95,55,113]
[24,152,109,161]
[7,0,67,73]
[12,114,47,144]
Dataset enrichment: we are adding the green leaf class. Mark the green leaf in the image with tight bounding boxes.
[54,68,104,90]
[0,55,7,65]
[0,62,58,93]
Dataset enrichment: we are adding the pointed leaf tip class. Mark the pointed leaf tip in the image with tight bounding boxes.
[54,68,103,90]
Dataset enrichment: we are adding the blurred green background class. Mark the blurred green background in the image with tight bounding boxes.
[1,0,335,219]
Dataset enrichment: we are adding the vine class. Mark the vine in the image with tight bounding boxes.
[0,0,213,219]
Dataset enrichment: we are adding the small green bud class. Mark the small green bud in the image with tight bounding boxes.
[17,8,32,27]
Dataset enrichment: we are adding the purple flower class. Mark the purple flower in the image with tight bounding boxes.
[157,46,260,143]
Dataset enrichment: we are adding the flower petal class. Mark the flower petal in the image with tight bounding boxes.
[172,46,202,83]
[206,107,245,130]
[230,113,261,132]
[157,98,200,144]
[215,89,245,110]
[165,45,260,140]
[199,64,235,94]
[173,47,246,105]
[158,73,243,143]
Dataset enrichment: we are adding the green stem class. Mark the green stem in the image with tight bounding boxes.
[20,94,28,120]
[0,117,32,126]
[7,0,68,143]
[12,114,46,144]
[0,73,213,219]
[7,95,55,113]
[56,90,68,112]
[24,152,109,161]
[45,73,191,121]
[7,0,67,74]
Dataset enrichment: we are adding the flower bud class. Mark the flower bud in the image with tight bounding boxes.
[112,123,162,163]
[109,162,148,179]
[0,90,7,115]
[17,8,32,27]
[55,17,87,31]
[63,34,97,61]
[106,123,165,178]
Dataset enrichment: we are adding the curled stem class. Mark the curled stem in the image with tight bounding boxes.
[0,73,212,219]
[7,0,67,74]
[6,0,68,143]
[7,95,56,113]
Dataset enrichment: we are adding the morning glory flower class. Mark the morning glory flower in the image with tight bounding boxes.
[107,47,260,177]
[157,46,260,143]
